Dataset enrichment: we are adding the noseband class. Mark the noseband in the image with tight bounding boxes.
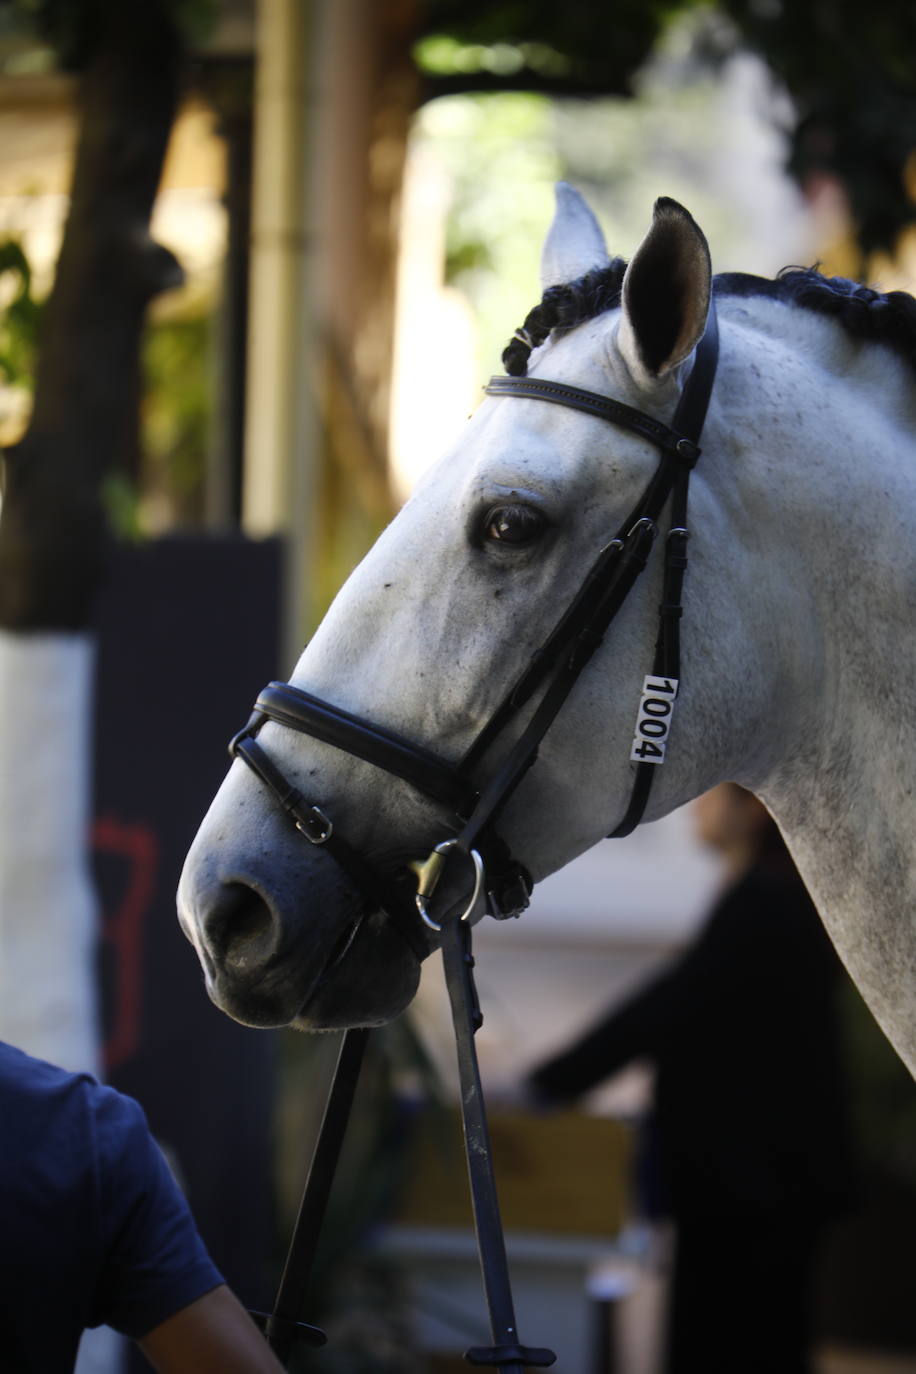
[230,305,719,955]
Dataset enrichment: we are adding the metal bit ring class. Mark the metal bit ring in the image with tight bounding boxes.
[415,839,485,932]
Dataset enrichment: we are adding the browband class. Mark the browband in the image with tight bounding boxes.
[485,374,701,462]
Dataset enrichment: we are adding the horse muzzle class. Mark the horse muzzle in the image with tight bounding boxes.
[177,830,422,1030]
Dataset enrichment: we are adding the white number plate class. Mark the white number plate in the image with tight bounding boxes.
[629,675,678,765]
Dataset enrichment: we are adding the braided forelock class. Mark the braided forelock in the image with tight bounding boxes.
[501,258,628,376]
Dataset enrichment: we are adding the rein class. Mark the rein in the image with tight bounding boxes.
[241,307,719,1368]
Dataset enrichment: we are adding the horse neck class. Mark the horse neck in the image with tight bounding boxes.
[765,726,916,1077]
[741,316,916,1072]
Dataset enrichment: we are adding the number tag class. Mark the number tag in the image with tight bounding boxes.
[629,676,678,765]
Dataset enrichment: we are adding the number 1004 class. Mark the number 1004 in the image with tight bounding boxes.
[629,676,678,765]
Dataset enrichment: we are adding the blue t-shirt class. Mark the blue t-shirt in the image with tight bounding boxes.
[0,1042,223,1371]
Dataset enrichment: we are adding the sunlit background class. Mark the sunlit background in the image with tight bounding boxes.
[0,2,914,1372]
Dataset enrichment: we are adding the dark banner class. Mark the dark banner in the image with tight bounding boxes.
[92,534,283,1342]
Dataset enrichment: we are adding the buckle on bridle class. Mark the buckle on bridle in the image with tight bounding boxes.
[411,839,485,932]
[626,515,658,543]
[674,435,700,465]
[295,804,334,844]
[486,866,532,921]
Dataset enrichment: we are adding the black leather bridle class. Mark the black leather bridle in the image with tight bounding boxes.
[240,307,720,1369]
[230,302,719,951]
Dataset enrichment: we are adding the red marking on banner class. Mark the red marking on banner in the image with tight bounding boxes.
[93,817,158,1072]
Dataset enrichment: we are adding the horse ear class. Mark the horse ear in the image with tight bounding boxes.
[540,182,610,291]
[618,198,711,381]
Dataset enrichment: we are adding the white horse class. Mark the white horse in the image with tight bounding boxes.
[179,185,916,1078]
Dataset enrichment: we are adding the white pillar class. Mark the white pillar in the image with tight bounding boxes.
[244,0,321,652]
[0,632,99,1073]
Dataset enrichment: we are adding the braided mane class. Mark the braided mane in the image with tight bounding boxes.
[502,263,916,378]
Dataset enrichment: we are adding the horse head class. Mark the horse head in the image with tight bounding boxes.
[177,188,852,1038]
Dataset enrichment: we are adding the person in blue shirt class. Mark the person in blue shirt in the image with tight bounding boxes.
[0,1040,285,1373]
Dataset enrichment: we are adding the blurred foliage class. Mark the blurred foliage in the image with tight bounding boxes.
[0,0,216,539]
[714,0,916,256]
[416,0,674,98]
[140,307,211,531]
[550,93,740,263]
[99,470,145,543]
[415,34,803,380]
[0,237,41,388]
[417,0,916,260]
[64,303,212,539]
[0,0,218,69]
[0,229,211,534]
[419,93,558,376]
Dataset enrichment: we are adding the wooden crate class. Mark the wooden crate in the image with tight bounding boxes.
[393,1108,632,1238]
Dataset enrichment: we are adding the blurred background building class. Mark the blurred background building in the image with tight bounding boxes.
[0,1,914,1371]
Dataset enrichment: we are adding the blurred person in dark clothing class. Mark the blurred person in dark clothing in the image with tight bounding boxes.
[527,784,855,1374]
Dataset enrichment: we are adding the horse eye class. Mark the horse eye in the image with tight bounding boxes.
[483,503,548,546]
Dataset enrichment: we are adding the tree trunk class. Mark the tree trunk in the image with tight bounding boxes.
[0,1,184,628]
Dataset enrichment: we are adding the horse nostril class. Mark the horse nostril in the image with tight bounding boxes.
[205,882,278,975]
